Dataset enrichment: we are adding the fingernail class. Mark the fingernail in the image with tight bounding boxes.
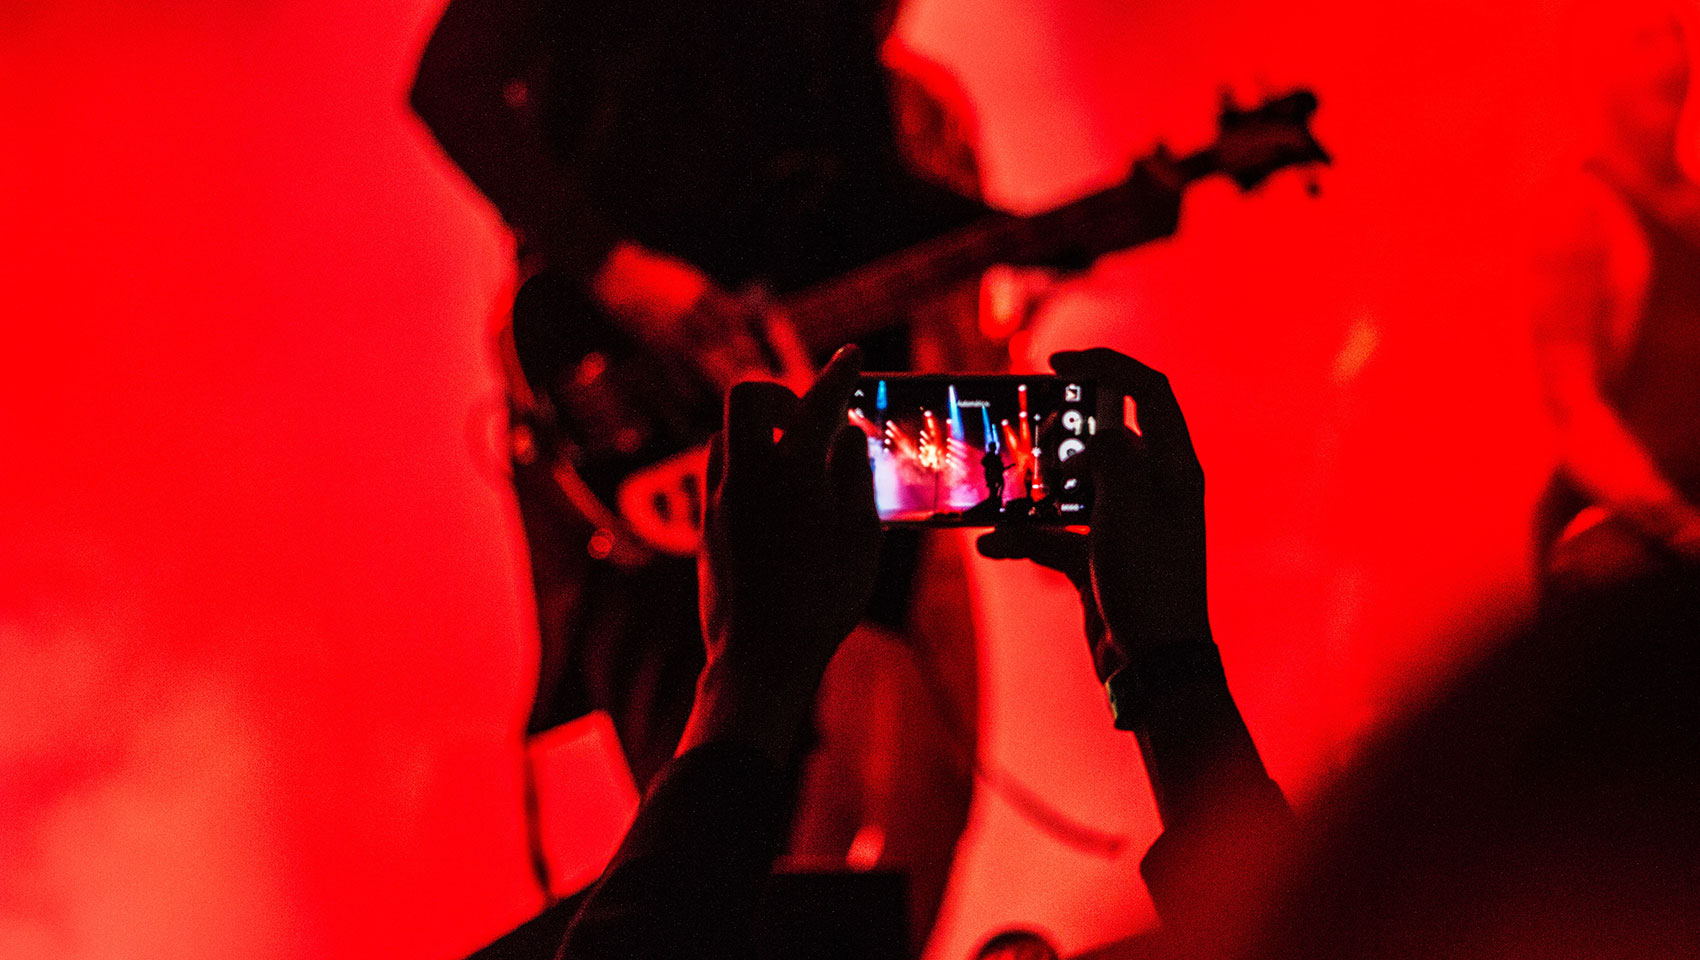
[832,344,861,363]
[1123,395,1141,436]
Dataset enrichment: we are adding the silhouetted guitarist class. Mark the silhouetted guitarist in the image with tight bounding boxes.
[412,1,1189,948]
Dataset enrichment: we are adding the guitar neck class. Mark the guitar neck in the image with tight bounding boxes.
[786,146,1219,355]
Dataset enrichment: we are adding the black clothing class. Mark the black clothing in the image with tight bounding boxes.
[417,0,988,304]
[531,0,987,298]
[982,450,1005,503]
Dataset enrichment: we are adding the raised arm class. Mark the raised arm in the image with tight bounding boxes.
[978,349,1294,952]
[557,347,882,960]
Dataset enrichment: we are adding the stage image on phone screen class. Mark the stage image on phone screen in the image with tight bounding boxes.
[849,375,1096,525]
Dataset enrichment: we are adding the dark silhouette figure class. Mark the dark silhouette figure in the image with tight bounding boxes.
[1243,568,1700,960]
[412,0,993,789]
[963,447,1008,523]
[983,448,1007,507]
[414,3,1010,942]
[556,348,1294,960]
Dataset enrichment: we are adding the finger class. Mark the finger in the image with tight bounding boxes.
[779,344,863,467]
[1080,426,1155,519]
[826,422,877,524]
[763,309,816,395]
[1051,349,1196,456]
[1082,424,1146,476]
[705,430,726,494]
[725,379,798,468]
[976,526,1089,586]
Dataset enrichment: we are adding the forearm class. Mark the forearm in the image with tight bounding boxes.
[1112,644,1287,831]
[559,638,833,958]
[673,653,822,769]
[558,742,795,960]
[1114,644,1296,939]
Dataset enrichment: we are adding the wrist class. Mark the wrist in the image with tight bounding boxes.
[676,652,823,765]
[1106,640,1225,731]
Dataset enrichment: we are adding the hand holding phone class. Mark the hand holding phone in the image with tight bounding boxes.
[977,349,1212,687]
[683,346,882,765]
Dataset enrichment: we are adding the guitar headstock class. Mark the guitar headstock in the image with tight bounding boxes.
[1206,88,1330,191]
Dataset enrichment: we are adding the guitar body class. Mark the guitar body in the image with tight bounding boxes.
[512,271,723,562]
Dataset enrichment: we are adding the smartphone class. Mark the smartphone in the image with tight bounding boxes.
[850,373,1096,526]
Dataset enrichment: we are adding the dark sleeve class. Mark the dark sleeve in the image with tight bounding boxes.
[556,742,794,960]
[1114,646,1298,941]
[410,0,620,281]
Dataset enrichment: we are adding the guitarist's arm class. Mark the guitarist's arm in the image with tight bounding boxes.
[411,0,776,384]
[1532,183,1700,561]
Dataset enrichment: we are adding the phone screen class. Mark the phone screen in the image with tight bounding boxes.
[850,374,1095,526]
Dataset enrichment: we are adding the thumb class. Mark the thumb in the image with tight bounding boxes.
[827,422,877,524]
[977,526,1089,589]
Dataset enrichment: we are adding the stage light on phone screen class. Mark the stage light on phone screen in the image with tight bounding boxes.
[852,374,1095,525]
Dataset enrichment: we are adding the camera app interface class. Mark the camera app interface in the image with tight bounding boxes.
[850,375,1095,525]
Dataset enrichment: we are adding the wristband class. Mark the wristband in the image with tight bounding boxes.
[1105,641,1225,731]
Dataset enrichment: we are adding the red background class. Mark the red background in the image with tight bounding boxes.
[2,1,1690,958]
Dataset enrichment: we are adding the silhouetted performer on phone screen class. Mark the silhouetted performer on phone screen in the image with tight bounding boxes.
[982,447,1007,507]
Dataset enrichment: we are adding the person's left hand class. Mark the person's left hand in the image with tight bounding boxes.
[977,349,1210,685]
[677,345,882,763]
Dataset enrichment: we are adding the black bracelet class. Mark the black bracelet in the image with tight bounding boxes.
[1105,642,1226,731]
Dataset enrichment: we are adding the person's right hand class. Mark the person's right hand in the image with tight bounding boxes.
[977,348,1209,684]
[675,345,882,764]
[591,241,811,393]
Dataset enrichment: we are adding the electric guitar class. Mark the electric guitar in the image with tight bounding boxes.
[512,90,1330,564]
